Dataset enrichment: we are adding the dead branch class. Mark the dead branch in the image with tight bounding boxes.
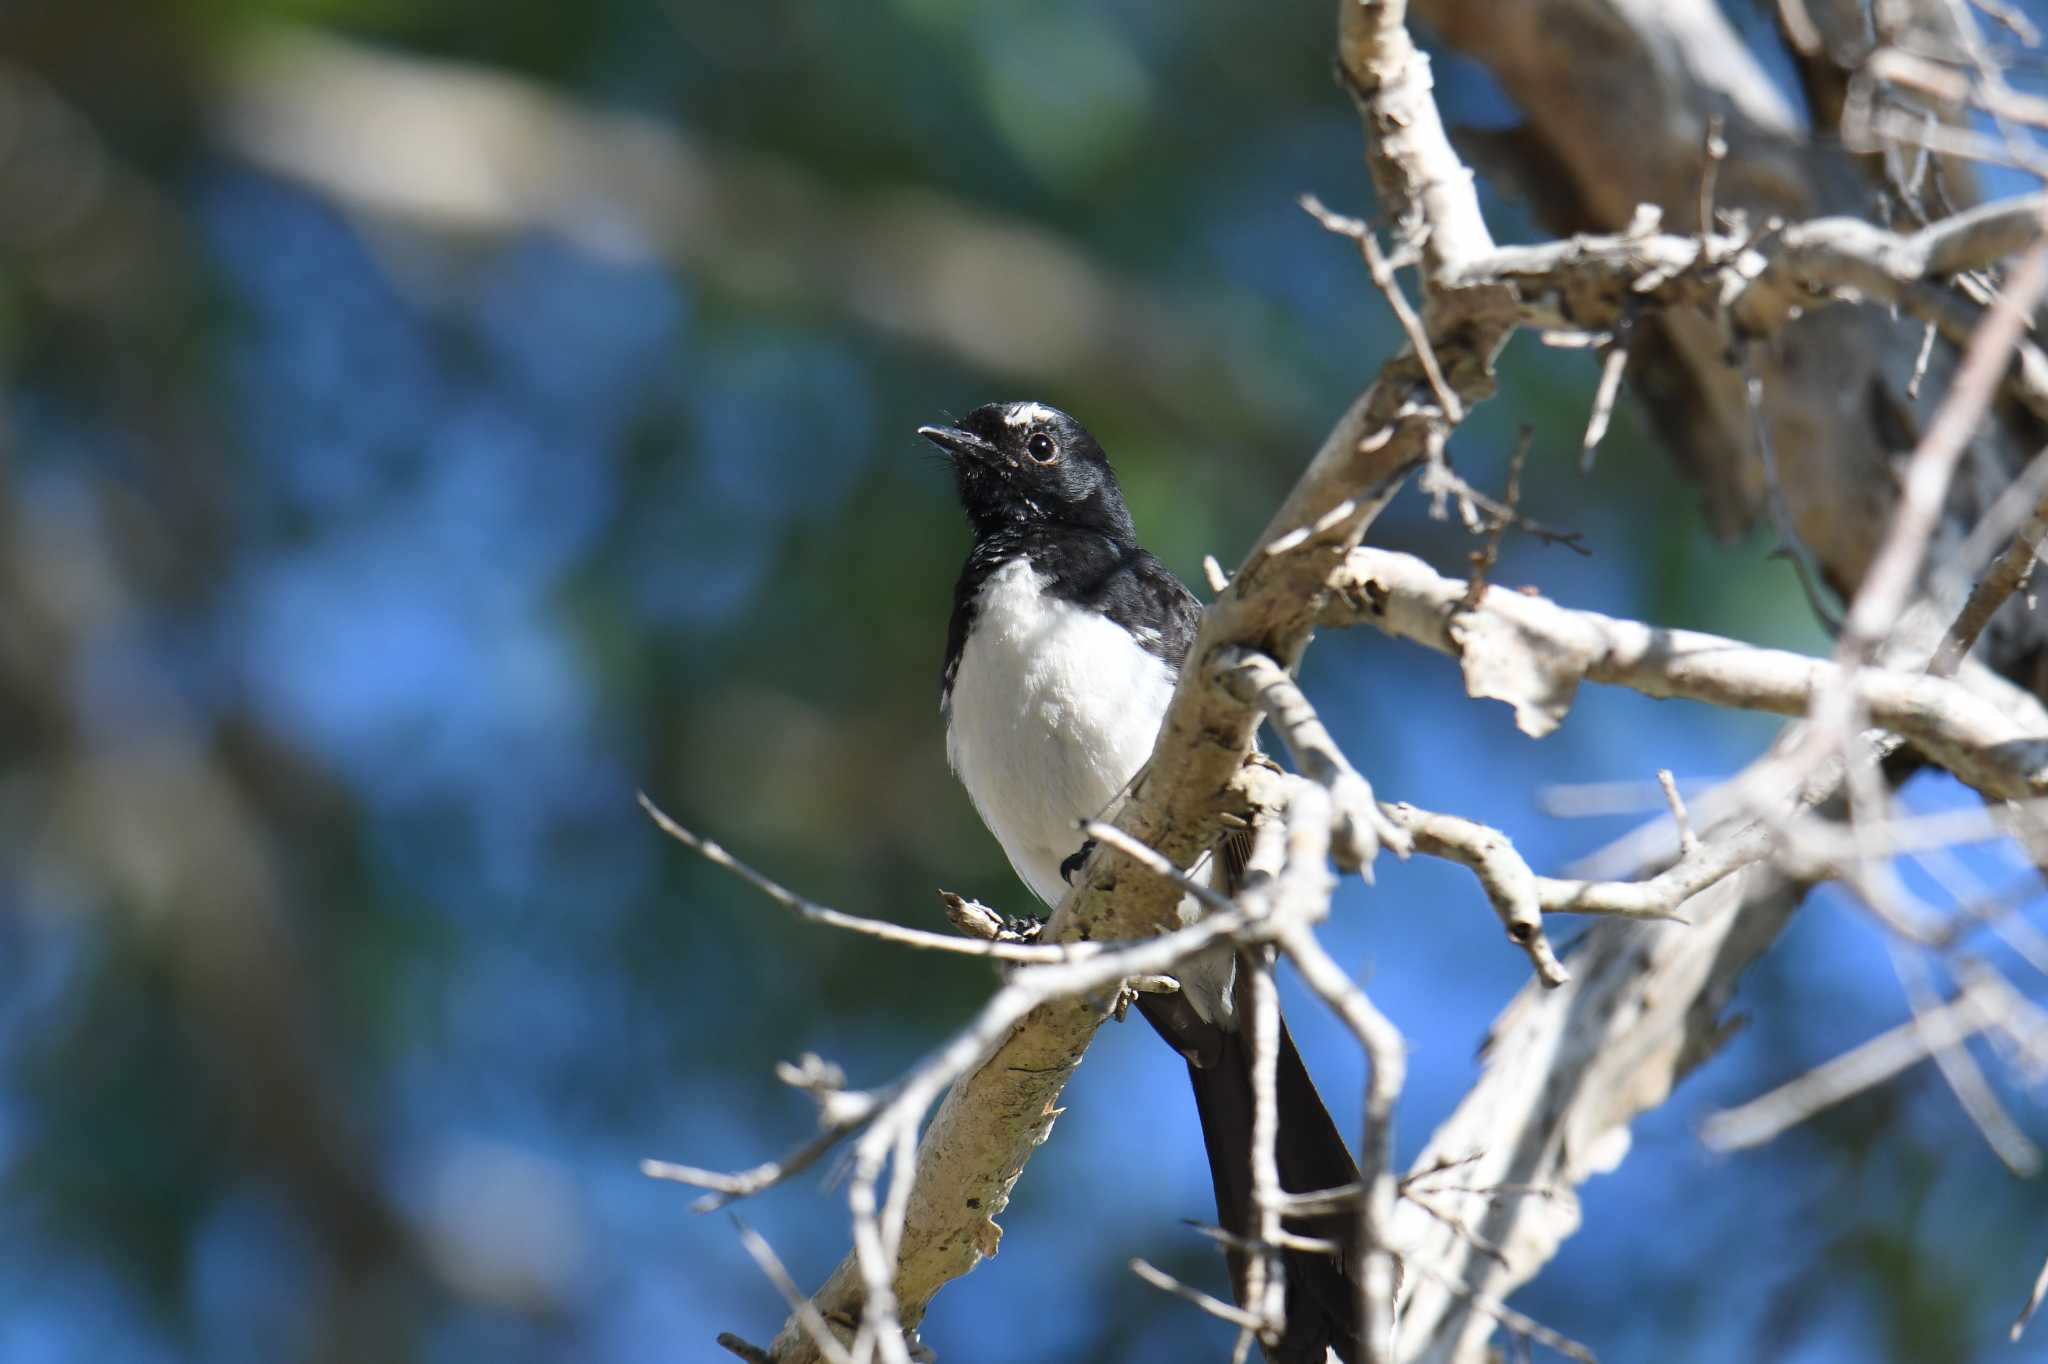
[1321,546,2048,803]
[1372,803,1578,980]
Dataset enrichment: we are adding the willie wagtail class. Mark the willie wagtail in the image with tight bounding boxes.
[920,401,1363,1363]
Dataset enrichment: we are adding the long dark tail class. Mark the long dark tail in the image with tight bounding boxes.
[1137,990,1362,1363]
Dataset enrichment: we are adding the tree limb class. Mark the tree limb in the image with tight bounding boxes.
[1322,546,2048,802]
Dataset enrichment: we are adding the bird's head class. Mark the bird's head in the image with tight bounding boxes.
[919,402,1135,541]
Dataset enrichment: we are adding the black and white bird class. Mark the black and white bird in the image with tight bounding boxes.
[921,401,1363,1364]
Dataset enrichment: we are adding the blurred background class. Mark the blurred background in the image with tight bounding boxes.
[2,2,2046,1361]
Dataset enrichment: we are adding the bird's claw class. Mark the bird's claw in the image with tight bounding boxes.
[992,912,1046,944]
[1060,838,1098,885]
[1111,974,1180,1021]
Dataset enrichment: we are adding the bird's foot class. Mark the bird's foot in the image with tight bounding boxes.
[939,891,1044,944]
[1112,974,1181,1022]
[1060,838,1098,885]
[992,911,1047,944]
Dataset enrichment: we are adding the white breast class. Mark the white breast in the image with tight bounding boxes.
[945,559,1178,908]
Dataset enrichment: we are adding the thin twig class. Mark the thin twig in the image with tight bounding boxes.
[1743,355,1842,632]
[1580,341,1629,472]
[1083,820,1236,917]
[2015,1244,2048,1341]
[1404,1191,1510,1266]
[1274,804,1402,1364]
[716,1333,777,1364]
[644,1122,861,1212]
[1301,193,1464,423]
[1204,553,1232,594]
[1908,320,1939,398]
[732,1217,857,1364]
[1130,1257,1270,1332]
[1185,1218,1343,1258]
[639,793,1094,963]
[1657,770,1700,856]
[1700,970,2006,1151]
[1890,947,2042,1175]
[1466,427,1533,607]
[1930,475,2048,675]
[1403,1258,1597,1364]
[1697,113,1726,243]
[1971,0,2041,44]
[1244,947,1288,1344]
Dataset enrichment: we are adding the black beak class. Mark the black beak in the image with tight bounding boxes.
[917,423,1000,462]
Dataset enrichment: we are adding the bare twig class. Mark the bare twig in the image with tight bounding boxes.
[1781,227,2048,897]
[1858,106,2048,181]
[1403,1192,1510,1266]
[1890,948,2041,1175]
[1580,341,1629,472]
[1465,427,1533,606]
[1453,191,2048,372]
[644,1124,860,1212]
[639,793,1092,964]
[1403,1258,1597,1364]
[1908,320,1940,398]
[1130,1257,1269,1332]
[1745,356,1842,631]
[1185,1218,1342,1259]
[717,1333,779,1364]
[2015,1244,2048,1341]
[1697,113,1726,242]
[1699,968,2008,1152]
[1280,934,1402,1364]
[732,1218,856,1364]
[1657,770,1699,856]
[1976,0,2040,43]
[1376,803,1574,984]
[1244,947,1288,1344]
[1914,846,2048,973]
[1931,475,2048,675]
[1082,820,1235,916]
[822,893,1290,1363]
[1301,193,1464,422]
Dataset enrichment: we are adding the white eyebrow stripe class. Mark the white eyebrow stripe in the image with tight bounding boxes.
[1003,403,1054,427]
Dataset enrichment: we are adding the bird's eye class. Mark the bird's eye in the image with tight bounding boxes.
[1025,431,1058,463]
